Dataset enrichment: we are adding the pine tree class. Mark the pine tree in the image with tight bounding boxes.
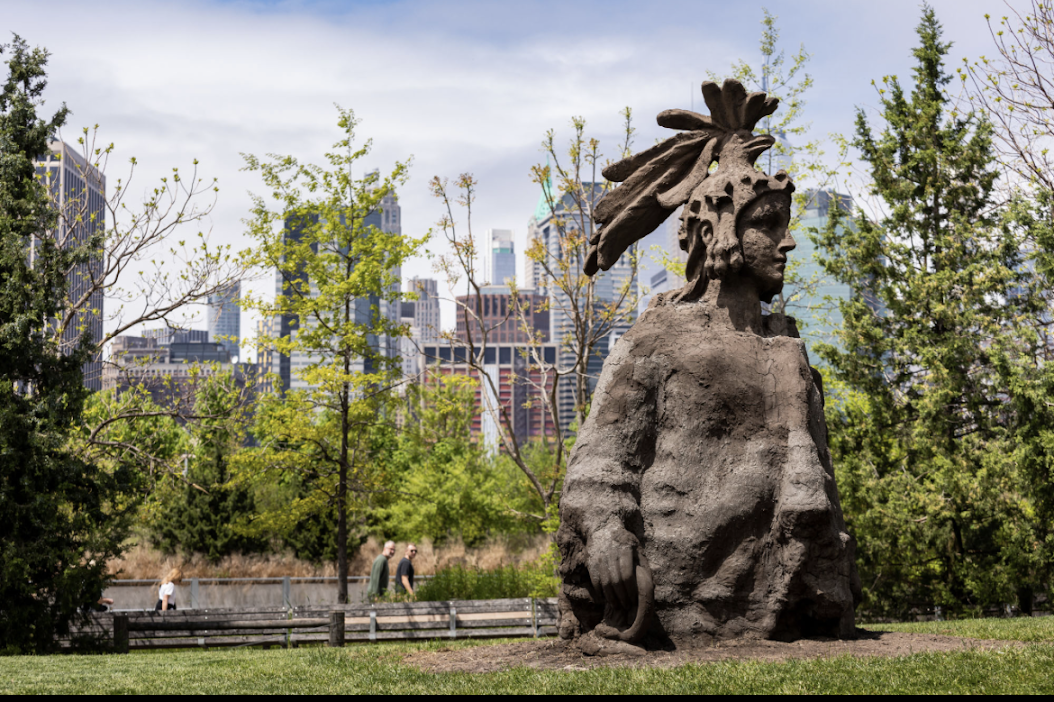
[149,372,267,562]
[0,36,134,652]
[815,7,1042,616]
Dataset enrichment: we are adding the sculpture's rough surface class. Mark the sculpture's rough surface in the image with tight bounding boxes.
[557,79,860,648]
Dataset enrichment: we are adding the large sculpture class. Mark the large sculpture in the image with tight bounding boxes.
[557,79,861,649]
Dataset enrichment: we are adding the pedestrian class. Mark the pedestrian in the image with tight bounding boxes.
[368,540,396,600]
[393,543,417,598]
[155,568,183,611]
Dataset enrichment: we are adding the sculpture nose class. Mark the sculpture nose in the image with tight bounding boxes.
[780,232,797,253]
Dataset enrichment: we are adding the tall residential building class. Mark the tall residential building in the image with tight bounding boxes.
[526,184,637,433]
[207,281,241,362]
[142,327,208,346]
[489,228,515,285]
[261,191,403,394]
[408,277,441,342]
[35,141,106,391]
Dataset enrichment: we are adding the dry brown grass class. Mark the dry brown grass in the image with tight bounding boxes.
[109,534,550,580]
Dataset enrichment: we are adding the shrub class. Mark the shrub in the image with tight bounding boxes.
[415,561,558,601]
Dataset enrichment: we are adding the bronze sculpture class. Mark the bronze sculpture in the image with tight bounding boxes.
[557,79,860,651]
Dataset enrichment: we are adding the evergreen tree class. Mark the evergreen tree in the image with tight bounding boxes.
[149,371,268,562]
[0,36,134,652]
[816,7,1042,616]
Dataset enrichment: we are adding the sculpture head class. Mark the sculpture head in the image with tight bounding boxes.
[588,79,795,303]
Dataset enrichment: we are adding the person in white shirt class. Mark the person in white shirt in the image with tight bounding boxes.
[155,568,183,611]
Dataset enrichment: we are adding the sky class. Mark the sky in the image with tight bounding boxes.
[1,0,1009,359]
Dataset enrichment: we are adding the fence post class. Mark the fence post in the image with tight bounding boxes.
[328,611,345,647]
[449,605,457,639]
[113,614,128,654]
[191,578,200,609]
[368,610,377,642]
[282,576,291,609]
[531,598,538,638]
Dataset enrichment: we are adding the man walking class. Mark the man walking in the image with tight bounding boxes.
[368,541,396,600]
[394,543,417,598]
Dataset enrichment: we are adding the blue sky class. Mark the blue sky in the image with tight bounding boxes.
[2,0,1006,352]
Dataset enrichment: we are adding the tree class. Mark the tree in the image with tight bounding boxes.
[237,107,421,603]
[429,110,639,524]
[377,375,520,546]
[0,36,136,653]
[815,7,1043,616]
[148,370,267,562]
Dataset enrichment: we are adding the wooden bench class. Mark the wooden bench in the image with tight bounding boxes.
[64,598,559,652]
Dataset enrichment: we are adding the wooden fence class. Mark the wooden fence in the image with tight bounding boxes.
[63,598,559,652]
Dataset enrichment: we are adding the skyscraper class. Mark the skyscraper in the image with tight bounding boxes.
[489,228,515,285]
[35,142,106,391]
[408,277,441,342]
[207,281,241,362]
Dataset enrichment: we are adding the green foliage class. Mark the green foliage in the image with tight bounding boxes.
[148,371,268,562]
[815,7,1050,618]
[0,36,136,653]
[415,562,559,601]
[375,375,531,546]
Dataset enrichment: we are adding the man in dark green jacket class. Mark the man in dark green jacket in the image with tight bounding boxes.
[368,541,396,600]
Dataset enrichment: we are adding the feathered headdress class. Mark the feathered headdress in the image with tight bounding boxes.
[588,79,792,300]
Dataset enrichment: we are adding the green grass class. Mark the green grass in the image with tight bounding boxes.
[3,619,1053,694]
[871,615,1054,642]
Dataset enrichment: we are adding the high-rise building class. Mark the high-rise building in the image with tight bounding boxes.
[207,281,241,362]
[489,228,515,285]
[408,277,441,342]
[35,142,106,391]
[418,342,558,444]
[142,327,208,346]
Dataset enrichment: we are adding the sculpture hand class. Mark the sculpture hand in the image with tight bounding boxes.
[588,528,640,622]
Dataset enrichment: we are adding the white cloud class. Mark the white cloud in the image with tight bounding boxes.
[3,0,1004,358]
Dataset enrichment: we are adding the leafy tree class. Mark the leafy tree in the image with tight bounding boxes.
[377,374,521,546]
[237,107,421,603]
[0,36,136,653]
[815,7,1043,617]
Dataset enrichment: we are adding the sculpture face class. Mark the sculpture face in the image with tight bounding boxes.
[739,192,795,303]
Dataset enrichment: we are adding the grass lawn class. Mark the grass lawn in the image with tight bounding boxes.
[871,614,1054,642]
[2,619,1053,694]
